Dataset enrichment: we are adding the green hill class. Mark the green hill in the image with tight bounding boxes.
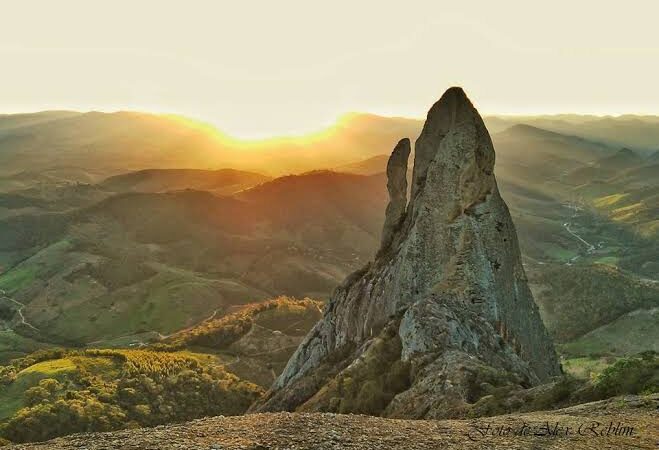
[161,296,323,387]
[0,112,656,378]
[0,296,323,443]
[0,348,262,443]
[0,172,382,345]
[530,264,659,343]
[560,307,659,357]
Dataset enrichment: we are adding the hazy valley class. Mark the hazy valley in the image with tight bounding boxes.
[0,107,657,446]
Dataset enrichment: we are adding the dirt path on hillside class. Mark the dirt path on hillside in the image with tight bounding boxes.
[0,289,39,332]
[561,202,597,265]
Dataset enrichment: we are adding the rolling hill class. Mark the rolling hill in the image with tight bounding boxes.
[0,347,262,443]
[499,115,659,153]
[0,110,657,446]
[100,168,270,195]
[0,112,656,376]
[0,171,385,346]
[0,111,422,178]
[566,150,659,237]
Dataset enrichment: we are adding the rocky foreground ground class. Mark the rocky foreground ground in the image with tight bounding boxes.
[9,395,658,450]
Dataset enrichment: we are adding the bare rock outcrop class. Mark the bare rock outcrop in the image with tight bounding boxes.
[380,138,411,249]
[253,87,561,418]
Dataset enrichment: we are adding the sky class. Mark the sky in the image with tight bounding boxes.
[2,1,658,138]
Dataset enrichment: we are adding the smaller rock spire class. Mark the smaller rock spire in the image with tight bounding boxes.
[380,138,411,250]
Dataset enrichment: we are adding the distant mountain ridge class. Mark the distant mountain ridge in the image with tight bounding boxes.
[101,168,270,194]
[0,99,657,447]
[2,110,657,181]
[0,107,656,370]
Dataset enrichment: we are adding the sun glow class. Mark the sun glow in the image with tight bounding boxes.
[2,1,657,138]
[161,112,359,151]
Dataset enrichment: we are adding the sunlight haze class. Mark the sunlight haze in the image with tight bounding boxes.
[2,0,658,138]
[0,3,658,445]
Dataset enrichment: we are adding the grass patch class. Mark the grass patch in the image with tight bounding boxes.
[543,245,578,262]
[594,256,619,267]
[561,356,614,380]
[530,264,659,342]
[611,202,644,221]
[594,193,629,208]
[559,308,659,357]
[18,358,76,376]
[40,270,230,343]
[0,331,47,365]
[0,267,38,295]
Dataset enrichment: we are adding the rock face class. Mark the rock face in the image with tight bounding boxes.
[380,138,411,249]
[254,87,561,418]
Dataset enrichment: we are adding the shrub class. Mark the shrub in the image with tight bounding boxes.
[592,351,658,398]
[0,348,263,443]
[527,376,581,411]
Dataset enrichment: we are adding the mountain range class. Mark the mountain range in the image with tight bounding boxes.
[0,106,657,445]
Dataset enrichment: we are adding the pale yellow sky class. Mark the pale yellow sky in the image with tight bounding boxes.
[2,0,658,137]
